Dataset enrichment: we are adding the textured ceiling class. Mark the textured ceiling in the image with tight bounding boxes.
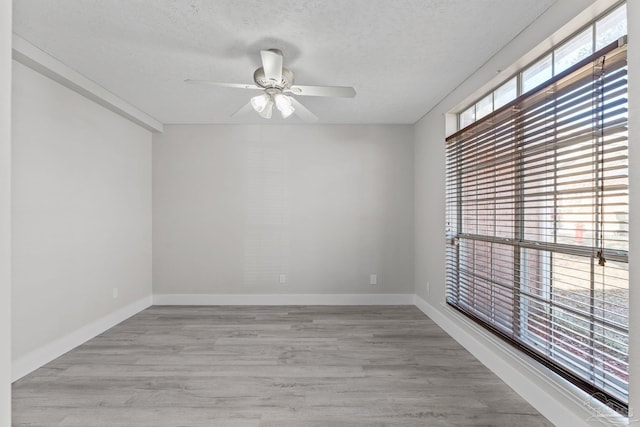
[13,0,556,125]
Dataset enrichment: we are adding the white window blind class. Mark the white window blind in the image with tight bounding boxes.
[445,40,628,411]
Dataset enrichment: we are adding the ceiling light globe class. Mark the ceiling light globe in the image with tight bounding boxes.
[250,93,271,113]
[257,99,274,119]
[274,94,295,119]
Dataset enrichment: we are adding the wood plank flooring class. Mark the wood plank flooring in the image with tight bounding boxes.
[12,306,553,426]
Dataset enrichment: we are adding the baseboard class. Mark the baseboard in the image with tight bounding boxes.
[11,295,152,382]
[153,293,415,306]
[413,295,627,427]
[11,291,626,426]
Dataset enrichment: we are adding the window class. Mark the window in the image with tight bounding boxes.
[458,3,627,129]
[446,40,629,413]
[460,105,475,129]
[475,94,493,120]
[522,54,552,93]
[596,5,627,50]
[554,28,593,74]
[494,77,517,110]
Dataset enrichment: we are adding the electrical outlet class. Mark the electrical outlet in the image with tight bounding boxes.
[369,274,377,285]
[279,274,287,284]
[112,287,118,299]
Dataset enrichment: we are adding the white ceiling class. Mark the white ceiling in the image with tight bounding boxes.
[13,0,556,125]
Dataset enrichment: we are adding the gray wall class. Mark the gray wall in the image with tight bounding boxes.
[153,124,414,295]
[11,61,153,361]
[626,0,640,419]
[1,0,11,422]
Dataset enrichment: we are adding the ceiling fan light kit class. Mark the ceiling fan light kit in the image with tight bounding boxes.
[251,89,295,119]
[186,48,356,122]
[273,93,294,118]
[250,92,273,118]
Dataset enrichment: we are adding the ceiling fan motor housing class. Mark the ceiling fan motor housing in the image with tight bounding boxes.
[253,67,294,90]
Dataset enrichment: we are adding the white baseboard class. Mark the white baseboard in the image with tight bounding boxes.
[153,293,415,306]
[10,293,407,383]
[11,291,626,426]
[413,295,626,427]
[12,296,152,382]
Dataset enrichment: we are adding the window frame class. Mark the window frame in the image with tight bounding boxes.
[457,2,627,131]
[446,39,629,414]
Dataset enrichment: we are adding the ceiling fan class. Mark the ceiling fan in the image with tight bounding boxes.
[185,49,356,122]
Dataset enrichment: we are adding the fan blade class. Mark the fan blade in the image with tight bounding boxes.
[287,85,356,98]
[185,80,262,90]
[231,101,255,118]
[289,97,318,123]
[260,50,283,82]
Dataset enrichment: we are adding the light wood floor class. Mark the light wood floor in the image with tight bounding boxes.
[12,306,553,426]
